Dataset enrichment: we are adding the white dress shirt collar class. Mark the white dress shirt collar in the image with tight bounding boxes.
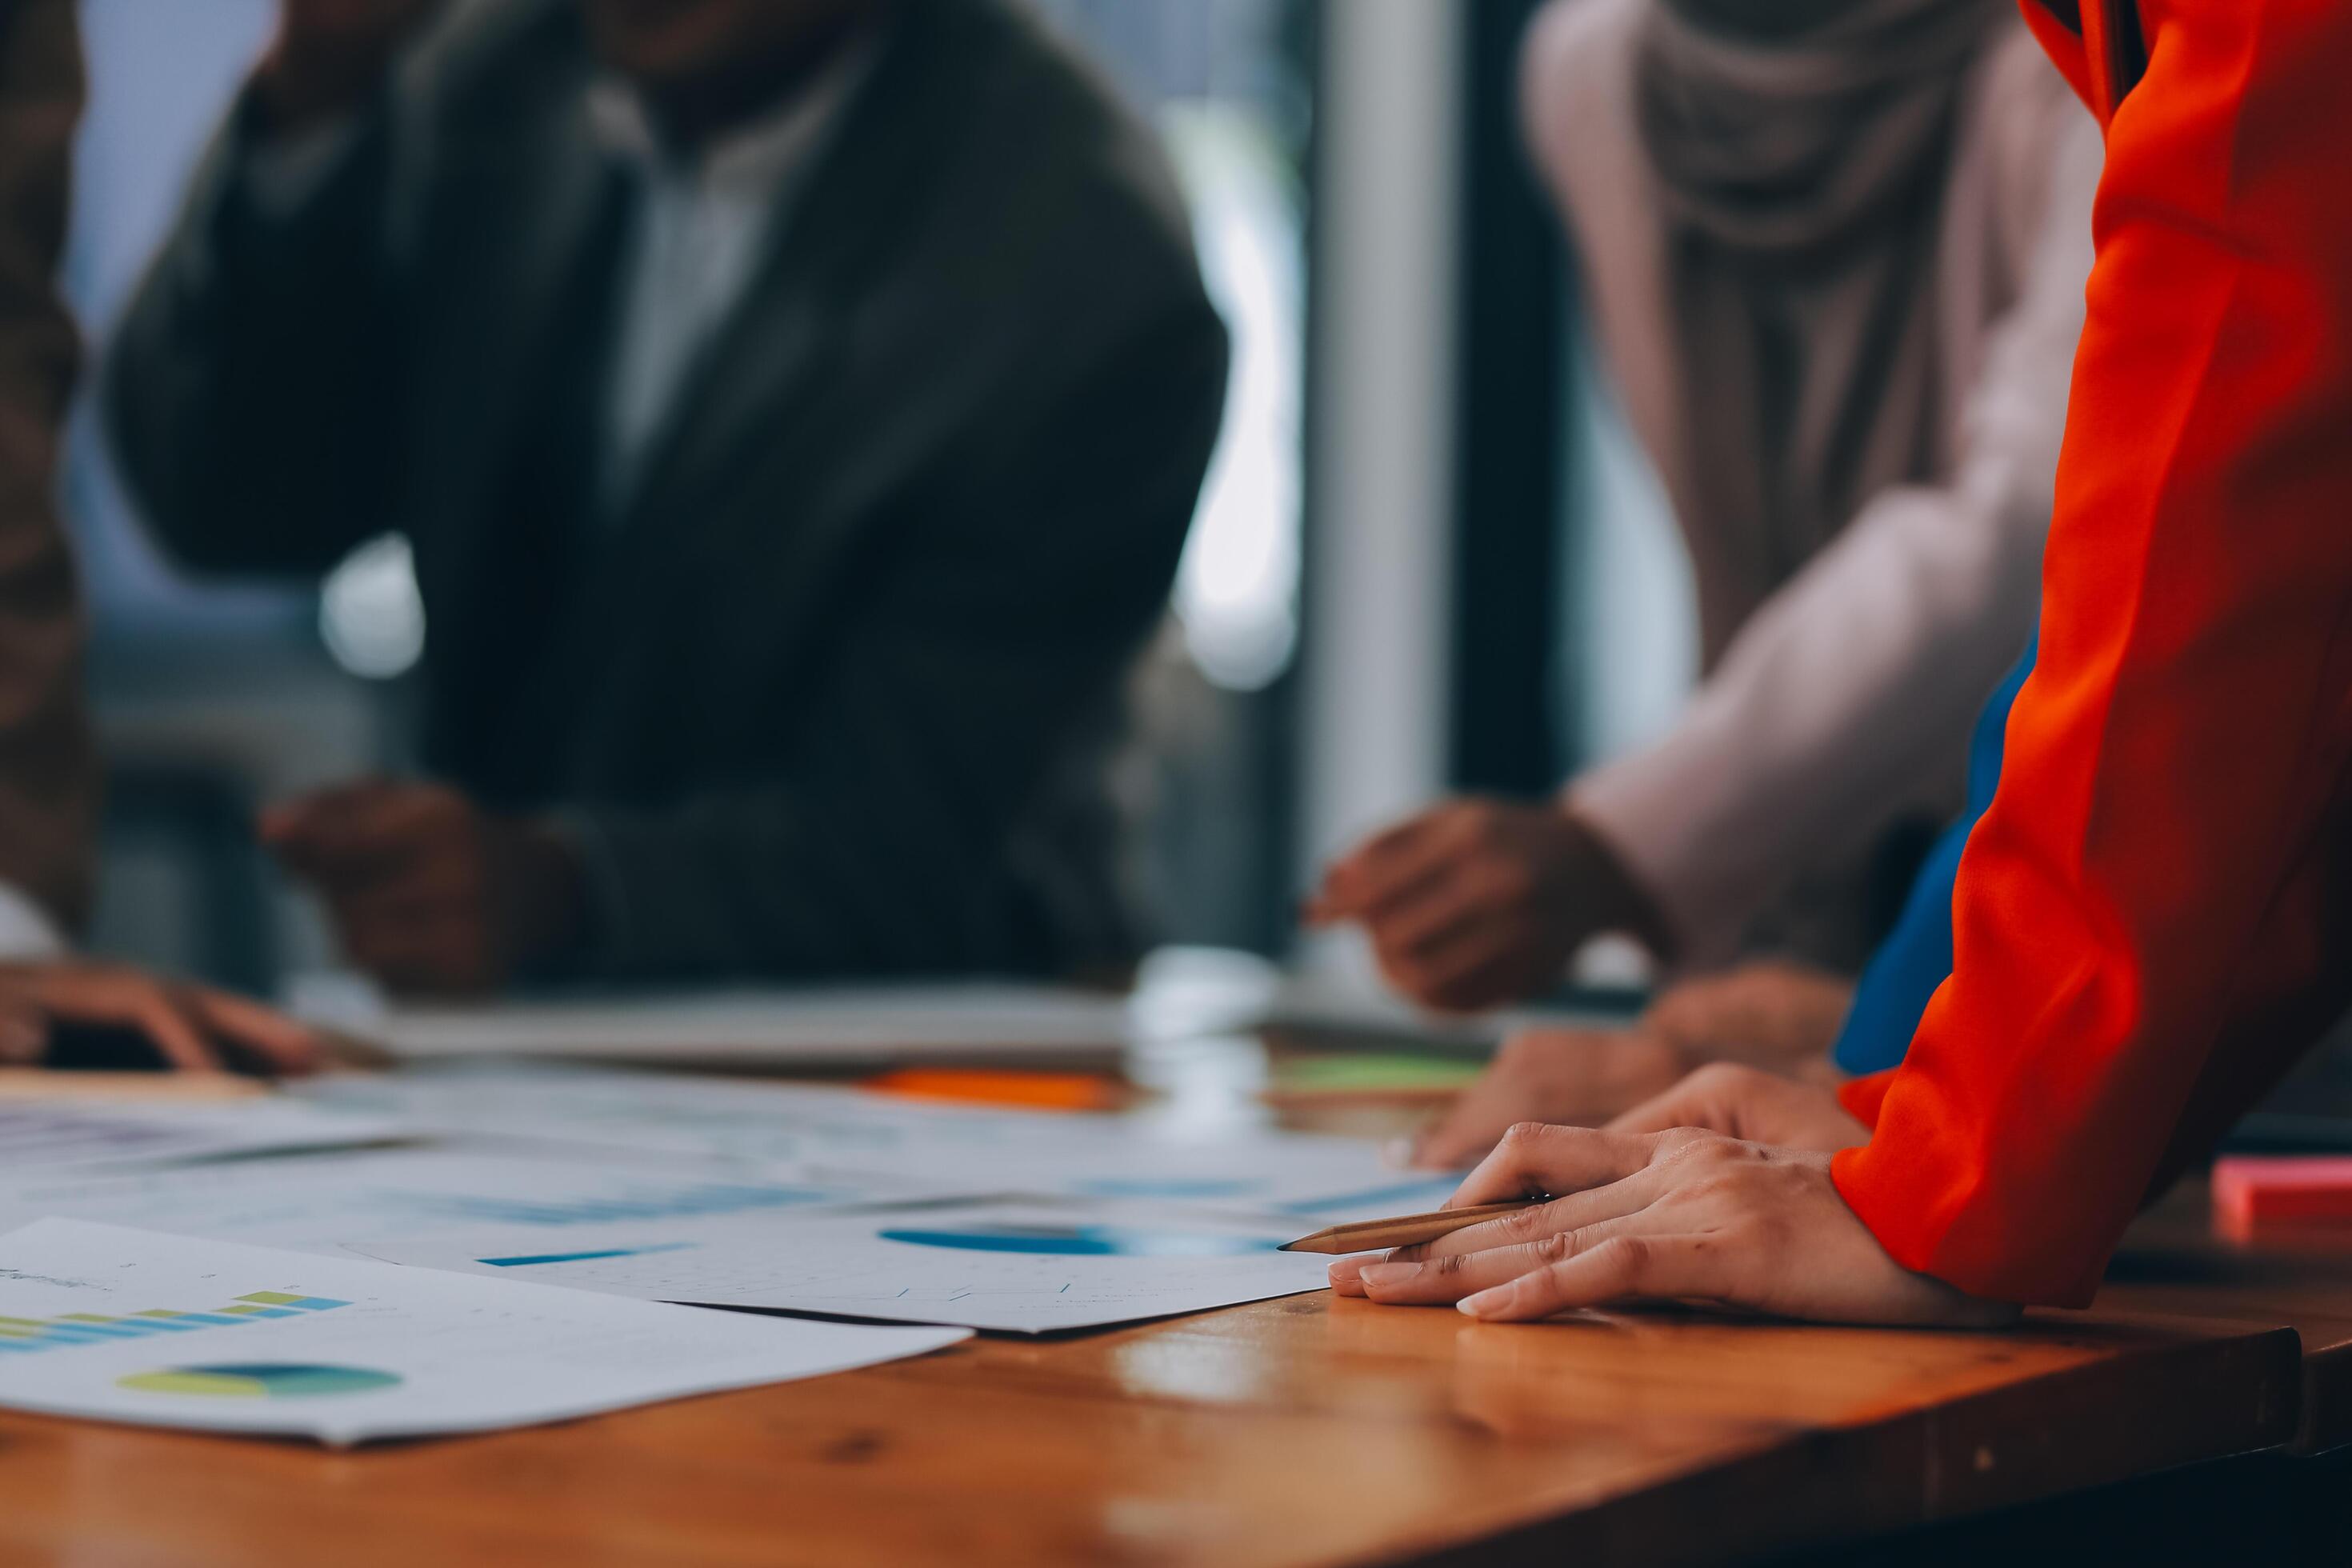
[581,35,878,206]
[582,37,881,519]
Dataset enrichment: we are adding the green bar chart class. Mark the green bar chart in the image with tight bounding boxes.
[0,1292,350,1354]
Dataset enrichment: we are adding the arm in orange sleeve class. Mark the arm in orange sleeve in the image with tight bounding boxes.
[1830,0,2352,1307]
[1838,1069,1895,1130]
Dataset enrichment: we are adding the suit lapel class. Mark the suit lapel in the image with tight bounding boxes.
[410,95,618,575]
[410,94,631,790]
[604,215,836,549]
[597,1,954,551]
[540,2,962,723]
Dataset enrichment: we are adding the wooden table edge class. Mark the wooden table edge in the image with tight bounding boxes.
[1349,1320,2302,1568]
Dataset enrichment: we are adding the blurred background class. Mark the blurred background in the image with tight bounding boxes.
[66,0,1687,994]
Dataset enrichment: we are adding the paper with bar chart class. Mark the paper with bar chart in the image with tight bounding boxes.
[367,1198,1338,1334]
[0,1219,966,1444]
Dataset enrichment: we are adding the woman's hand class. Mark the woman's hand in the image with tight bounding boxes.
[1330,1121,2014,1328]
[1402,959,1860,1170]
[1640,960,1855,1068]
[1405,1028,1694,1169]
[1604,1062,1868,1152]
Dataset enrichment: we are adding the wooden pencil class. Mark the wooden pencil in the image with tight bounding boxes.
[1279,1198,1546,1255]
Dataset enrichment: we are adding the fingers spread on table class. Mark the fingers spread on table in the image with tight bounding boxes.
[1355,1214,1650,1305]
[1456,1233,1723,1321]
[1412,1178,1662,1262]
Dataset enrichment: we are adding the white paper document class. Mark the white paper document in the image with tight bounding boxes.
[369,1198,1337,1334]
[0,1097,402,1174]
[296,1065,1460,1219]
[294,982,1134,1065]
[0,1219,966,1445]
[854,1133,1462,1223]
[0,1146,908,1258]
[298,1064,1081,1174]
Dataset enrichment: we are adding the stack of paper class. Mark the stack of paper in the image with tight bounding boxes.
[295,1063,1461,1219]
[292,982,1135,1065]
[364,1198,1338,1334]
[0,1054,1462,1439]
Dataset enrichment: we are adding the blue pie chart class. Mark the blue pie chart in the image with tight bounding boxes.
[118,1363,404,1399]
[878,1223,1278,1258]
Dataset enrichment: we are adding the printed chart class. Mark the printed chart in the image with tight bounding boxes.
[873,1220,1278,1258]
[0,1290,350,1355]
[0,1147,887,1261]
[119,1365,403,1399]
[374,1199,1336,1333]
[298,1065,1463,1219]
[0,1220,966,1444]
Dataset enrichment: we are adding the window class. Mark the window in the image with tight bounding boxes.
[1038,0,1310,695]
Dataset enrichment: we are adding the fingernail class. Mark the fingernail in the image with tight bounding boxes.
[1458,1288,1507,1318]
[1358,1262,1418,1290]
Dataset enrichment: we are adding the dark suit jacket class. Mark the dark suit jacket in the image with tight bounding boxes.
[0,0,94,934]
[106,0,1228,983]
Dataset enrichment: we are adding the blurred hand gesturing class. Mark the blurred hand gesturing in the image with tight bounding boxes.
[1307,798,1672,1012]
[262,778,582,997]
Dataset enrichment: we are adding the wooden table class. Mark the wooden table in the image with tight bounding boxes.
[0,1064,2321,1565]
[0,1286,2297,1566]
[2098,1178,2352,1454]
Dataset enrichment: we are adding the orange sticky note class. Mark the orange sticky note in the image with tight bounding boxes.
[860,1069,1124,1114]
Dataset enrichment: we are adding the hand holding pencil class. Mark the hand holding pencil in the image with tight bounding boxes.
[1280,1201,1546,1255]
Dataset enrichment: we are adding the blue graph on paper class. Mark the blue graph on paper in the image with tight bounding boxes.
[877,1223,1280,1258]
[396,1182,838,1230]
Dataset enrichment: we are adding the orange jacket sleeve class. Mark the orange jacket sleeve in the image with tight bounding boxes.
[1830,0,2352,1307]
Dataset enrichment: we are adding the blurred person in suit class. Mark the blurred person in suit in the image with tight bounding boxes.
[0,0,321,1072]
[1310,0,2102,1162]
[107,0,1228,995]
